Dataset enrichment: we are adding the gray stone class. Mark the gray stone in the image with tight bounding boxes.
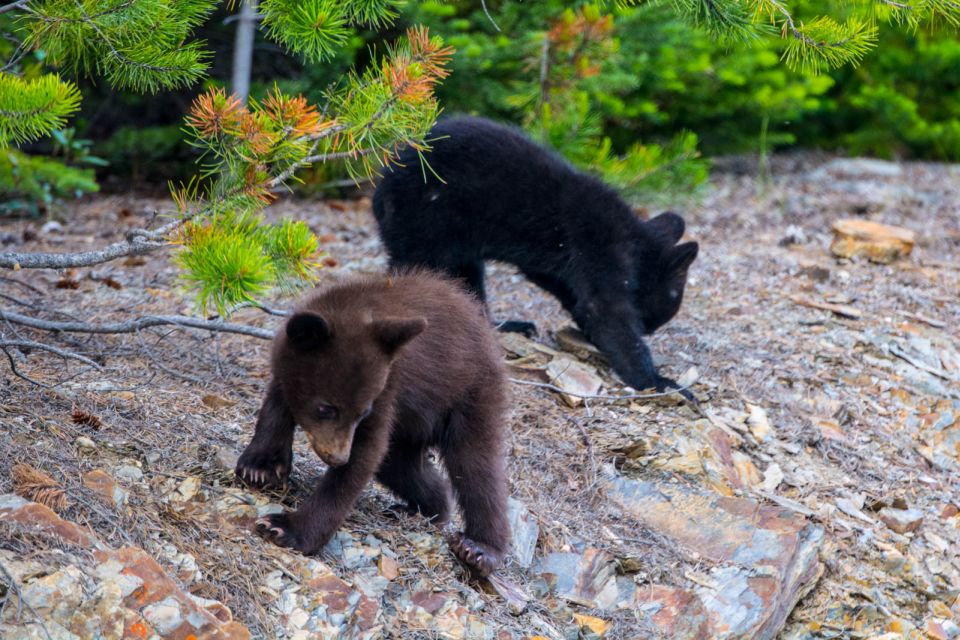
[534,548,619,609]
[507,498,539,569]
[142,596,185,635]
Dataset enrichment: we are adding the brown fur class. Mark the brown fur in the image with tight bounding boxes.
[236,270,510,577]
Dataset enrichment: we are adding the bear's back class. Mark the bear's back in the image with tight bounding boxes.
[297,271,503,400]
[373,115,636,272]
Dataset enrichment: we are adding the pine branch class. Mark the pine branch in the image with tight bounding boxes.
[0,74,82,147]
[0,0,30,15]
[0,309,275,339]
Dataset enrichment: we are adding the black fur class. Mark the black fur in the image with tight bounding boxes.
[373,116,698,396]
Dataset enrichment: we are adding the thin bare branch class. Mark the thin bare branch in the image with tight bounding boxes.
[508,377,692,400]
[0,309,275,339]
[0,213,189,270]
[0,339,102,368]
[1,343,50,387]
[0,0,30,15]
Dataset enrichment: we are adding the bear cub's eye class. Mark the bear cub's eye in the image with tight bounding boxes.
[316,404,339,420]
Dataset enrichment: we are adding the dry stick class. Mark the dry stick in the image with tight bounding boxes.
[0,227,169,270]
[227,301,291,317]
[508,377,693,401]
[133,329,204,384]
[0,339,102,368]
[0,344,50,387]
[0,309,275,340]
[0,276,44,294]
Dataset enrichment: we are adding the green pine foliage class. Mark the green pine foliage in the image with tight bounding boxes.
[173,210,319,315]
[19,0,215,92]
[0,73,81,147]
[174,22,452,313]
[2,0,453,313]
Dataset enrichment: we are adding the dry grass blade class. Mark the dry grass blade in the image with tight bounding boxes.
[11,463,69,513]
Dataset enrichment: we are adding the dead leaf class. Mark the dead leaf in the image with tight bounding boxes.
[546,356,603,408]
[201,394,235,409]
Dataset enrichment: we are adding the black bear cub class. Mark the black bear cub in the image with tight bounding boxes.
[236,271,509,577]
[373,116,699,397]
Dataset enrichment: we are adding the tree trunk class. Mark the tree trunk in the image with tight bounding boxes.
[231,0,259,104]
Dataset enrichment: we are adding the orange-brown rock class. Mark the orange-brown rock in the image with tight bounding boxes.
[0,494,251,640]
[830,219,916,263]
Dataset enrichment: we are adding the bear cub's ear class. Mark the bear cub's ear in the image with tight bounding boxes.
[646,211,686,245]
[371,317,427,355]
[286,312,330,350]
[664,241,699,275]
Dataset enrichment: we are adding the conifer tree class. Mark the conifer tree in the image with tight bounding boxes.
[0,0,449,314]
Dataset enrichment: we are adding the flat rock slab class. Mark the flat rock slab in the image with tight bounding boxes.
[830,218,916,263]
[607,476,824,640]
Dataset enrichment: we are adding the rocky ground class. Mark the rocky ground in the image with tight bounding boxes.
[0,155,958,639]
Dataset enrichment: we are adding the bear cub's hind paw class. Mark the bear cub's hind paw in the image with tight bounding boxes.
[495,320,537,338]
[449,532,503,578]
[236,447,290,489]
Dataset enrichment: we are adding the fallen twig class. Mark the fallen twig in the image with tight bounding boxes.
[0,217,178,270]
[0,309,275,340]
[0,339,102,369]
[789,295,862,319]
[889,344,958,383]
[508,377,692,401]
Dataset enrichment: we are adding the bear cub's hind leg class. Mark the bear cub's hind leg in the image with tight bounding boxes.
[376,442,452,524]
[236,380,295,489]
[442,400,510,578]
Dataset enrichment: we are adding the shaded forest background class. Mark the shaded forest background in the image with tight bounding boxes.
[3,0,958,213]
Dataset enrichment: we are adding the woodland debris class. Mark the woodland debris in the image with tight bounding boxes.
[554,326,605,361]
[534,548,619,609]
[545,355,603,407]
[82,469,127,508]
[71,408,102,429]
[760,462,785,493]
[11,463,69,513]
[830,218,916,264]
[74,435,97,454]
[746,403,773,441]
[572,613,609,638]
[507,498,539,569]
[790,295,863,319]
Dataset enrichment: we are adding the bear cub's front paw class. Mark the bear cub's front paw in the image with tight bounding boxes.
[236,445,291,489]
[449,532,503,578]
[255,512,307,551]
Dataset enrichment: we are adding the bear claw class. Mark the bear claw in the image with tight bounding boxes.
[449,532,502,578]
[255,513,300,549]
[235,448,290,489]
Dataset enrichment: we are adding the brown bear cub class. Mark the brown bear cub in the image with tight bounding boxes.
[236,270,510,577]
